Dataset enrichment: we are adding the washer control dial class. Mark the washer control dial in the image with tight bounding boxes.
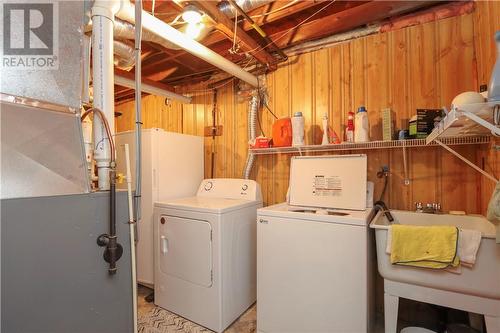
[204,181,213,191]
[242,184,248,191]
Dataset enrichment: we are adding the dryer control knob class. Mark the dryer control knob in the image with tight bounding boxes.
[242,184,248,191]
[204,181,213,191]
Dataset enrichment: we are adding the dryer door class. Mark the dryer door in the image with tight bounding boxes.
[159,216,213,287]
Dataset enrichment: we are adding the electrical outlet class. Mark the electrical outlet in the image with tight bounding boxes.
[204,125,223,137]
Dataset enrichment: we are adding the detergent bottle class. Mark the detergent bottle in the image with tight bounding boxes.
[354,106,369,142]
[291,112,305,146]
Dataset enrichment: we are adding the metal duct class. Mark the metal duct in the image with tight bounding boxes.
[218,0,273,18]
[243,93,259,179]
[1,1,85,110]
[116,1,259,87]
[114,18,211,51]
[114,40,135,70]
[1,96,90,199]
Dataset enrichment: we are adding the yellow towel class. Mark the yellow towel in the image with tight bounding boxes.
[390,225,459,269]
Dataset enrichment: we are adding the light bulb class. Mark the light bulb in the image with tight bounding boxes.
[185,22,204,39]
[182,5,202,24]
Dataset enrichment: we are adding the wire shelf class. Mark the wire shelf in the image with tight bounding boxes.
[249,136,491,155]
[426,101,500,144]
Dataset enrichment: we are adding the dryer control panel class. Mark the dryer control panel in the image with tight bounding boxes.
[197,178,262,202]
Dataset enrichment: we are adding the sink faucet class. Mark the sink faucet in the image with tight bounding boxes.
[368,200,395,224]
[415,202,441,214]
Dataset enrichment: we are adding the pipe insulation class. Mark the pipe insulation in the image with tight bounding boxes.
[113,18,211,51]
[115,1,259,87]
[243,94,259,179]
[113,40,135,70]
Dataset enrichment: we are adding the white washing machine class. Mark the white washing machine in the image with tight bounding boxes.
[257,155,375,333]
[153,178,262,332]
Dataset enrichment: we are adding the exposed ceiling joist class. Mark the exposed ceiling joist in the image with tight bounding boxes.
[193,0,277,69]
[200,1,367,47]
[269,0,439,48]
[115,68,175,92]
[117,0,446,103]
[114,68,191,104]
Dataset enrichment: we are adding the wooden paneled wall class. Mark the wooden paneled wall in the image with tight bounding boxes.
[116,2,500,214]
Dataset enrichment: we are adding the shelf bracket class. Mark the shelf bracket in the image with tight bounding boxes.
[435,139,498,184]
[401,142,410,186]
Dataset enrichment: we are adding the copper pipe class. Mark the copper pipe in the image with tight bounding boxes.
[81,107,116,163]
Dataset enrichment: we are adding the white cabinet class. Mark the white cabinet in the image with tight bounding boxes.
[115,128,204,286]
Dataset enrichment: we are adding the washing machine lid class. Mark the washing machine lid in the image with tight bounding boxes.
[155,196,260,214]
[288,155,367,210]
[258,203,371,226]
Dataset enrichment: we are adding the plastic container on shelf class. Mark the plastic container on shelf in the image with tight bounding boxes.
[488,30,500,101]
[354,106,369,142]
[291,112,305,146]
[346,111,355,143]
[321,113,329,145]
[272,117,293,147]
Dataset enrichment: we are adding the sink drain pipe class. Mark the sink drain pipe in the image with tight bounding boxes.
[82,108,123,275]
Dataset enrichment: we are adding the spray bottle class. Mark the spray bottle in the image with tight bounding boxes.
[321,113,329,145]
[346,111,355,143]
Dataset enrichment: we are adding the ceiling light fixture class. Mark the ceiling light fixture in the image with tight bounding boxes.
[182,5,203,24]
[185,22,204,39]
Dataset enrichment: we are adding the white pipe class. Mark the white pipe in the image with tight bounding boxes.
[114,75,192,104]
[115,1,259,88]
[92,2,119,190]
[134,0,143,225]
[124,144,138,333]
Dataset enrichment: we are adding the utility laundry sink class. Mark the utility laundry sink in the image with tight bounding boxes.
[370,211,500,333]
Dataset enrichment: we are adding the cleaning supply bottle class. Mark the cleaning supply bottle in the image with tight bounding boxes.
[346,111,355,143]
[292,112,305,146]
[321,113,329,145]
[354,106,369,142]
[488,31,500,101]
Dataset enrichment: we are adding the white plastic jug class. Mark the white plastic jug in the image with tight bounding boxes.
[354,106,369,142]
[488,31,500,101]
[291,112,305,146]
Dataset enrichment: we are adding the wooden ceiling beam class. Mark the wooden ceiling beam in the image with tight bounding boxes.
[249,1,329,29]
[115,68,177,93]
[202,0,437,51]
[266,1,438,48]
[193,0,277,68]
[200,1,367,48]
